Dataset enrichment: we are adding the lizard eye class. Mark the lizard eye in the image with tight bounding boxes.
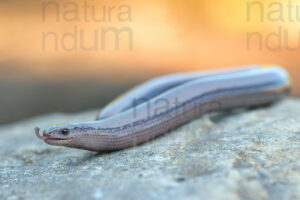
[61,129,69,135]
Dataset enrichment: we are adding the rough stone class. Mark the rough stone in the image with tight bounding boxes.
[0,98,299,200]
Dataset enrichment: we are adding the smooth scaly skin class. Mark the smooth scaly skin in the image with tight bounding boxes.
[97,66,260,120]
[35,66,290,151]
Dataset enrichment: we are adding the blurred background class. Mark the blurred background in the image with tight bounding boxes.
[1,0,300,124]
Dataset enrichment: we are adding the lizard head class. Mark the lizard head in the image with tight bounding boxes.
[35,126,75,146]
[34,124,105,151]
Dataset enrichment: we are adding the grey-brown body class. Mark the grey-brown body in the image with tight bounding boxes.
[35,66,290,151]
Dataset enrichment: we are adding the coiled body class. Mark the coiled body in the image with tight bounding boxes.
[35,66,290,151]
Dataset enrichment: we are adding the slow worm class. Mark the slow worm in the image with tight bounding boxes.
[35,66,290,151]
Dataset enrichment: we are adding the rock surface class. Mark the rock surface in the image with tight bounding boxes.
[0,98,299,200]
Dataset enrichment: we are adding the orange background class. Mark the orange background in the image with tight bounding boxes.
[0,0,299,124]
